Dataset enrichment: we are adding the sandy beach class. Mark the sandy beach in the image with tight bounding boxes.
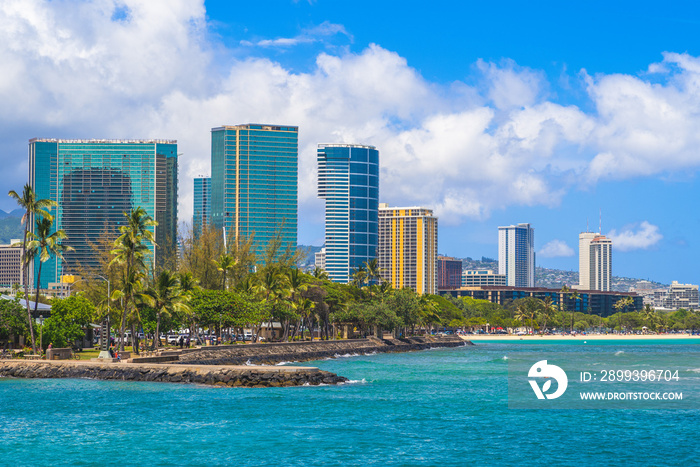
[460,334,700,341]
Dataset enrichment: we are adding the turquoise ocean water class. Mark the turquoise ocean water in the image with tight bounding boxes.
[1,340,699,466]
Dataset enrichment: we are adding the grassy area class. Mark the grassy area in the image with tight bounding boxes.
[75,348,101,360]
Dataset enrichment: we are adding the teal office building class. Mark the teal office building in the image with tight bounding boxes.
[318,144,379,283]
[211,124,298,258]
[193,176,211,235]
[28,138,178,289]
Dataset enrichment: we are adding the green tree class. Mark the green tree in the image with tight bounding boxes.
[364,258,383,284]
[214,253,236,290]
[110,207,157,351]
[386,288,421,336]
[25,216,72,321]
[0,297,28,347]
[8,184,56,354]
[142,270,191,349]
[538,296,557,335]
[43,295,96,349]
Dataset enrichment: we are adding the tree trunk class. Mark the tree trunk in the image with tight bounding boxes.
[282,320,289,342]
[21,218,37,354]
[131,322,139,355]
[155,312,161,349]
[119,303,127,352]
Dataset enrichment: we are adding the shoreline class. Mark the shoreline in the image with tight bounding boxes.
[0,336,469,387]
[461,334,700,341]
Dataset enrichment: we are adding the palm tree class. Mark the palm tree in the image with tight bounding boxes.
[613,296,634,333]
[351,265,368,288]
[285,268,310,341]
[110,208,157,351]
[177,272,199,343]
[253,268,289,342]
[364,258,383,285]
[142,270,191,350]
[213,253,236,290]
[569,290,581,333]
[311,267,329,280]
[642,304,655,332]
[514,298,539,334]
[25,216,73,321]
[8,184,56,354]
[538,297,557,335]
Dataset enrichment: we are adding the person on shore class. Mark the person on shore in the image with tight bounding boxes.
[185,336,190,348]
[47,343,53,350]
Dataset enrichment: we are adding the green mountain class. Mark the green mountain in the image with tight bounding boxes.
[0,212,23,244]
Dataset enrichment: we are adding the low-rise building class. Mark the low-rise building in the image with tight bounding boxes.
[441,286,642,317]
[0,240,23,289]
[663,281,699,310]
[462,269,507,287]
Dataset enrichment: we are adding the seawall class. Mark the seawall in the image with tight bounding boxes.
[174,335,470,366]
[0,360,347,387]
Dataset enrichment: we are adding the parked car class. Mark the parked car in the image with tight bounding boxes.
[167,334,181,345]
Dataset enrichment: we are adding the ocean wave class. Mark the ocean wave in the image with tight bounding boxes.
[343,378,368,385]
[614,351,624,356]
[333,352,360,359]
[275,361,297,366]
[688,368,700,373]
[364,351,377,356]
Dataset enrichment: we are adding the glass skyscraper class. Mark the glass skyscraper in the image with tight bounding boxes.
[193,176,211,236]
[28,138,178,289]
[498,223,535,287]
[318,144,379,283]
[211,124,298,258]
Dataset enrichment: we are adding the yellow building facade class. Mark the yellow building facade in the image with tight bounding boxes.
[378,204,438,295]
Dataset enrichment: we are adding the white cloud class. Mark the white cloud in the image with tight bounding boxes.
[539,240,574,258]
[241,21,351,47]
[607,221,663,252]
[1,1,700,242]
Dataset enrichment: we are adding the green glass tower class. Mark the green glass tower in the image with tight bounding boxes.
[211,124,298,259]
[28,138,178,289]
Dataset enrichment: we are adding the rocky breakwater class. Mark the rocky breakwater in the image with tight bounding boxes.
[177,335,470,366]
[0,360,347,387]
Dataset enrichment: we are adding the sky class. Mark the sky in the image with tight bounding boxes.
[1,0,700,285]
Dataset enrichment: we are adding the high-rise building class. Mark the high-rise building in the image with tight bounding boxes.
[378,204,438,295]
[193,176,211,235]
[437,256,462,290]
[28,138,178,289]
[498,223,535,287]
[577,232,612,291]
[211,124,298,259]
[318,144,379,283]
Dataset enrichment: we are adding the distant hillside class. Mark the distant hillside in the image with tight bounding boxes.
[297,244,323,269]
[0,208,24,220]
[0,211,23,244]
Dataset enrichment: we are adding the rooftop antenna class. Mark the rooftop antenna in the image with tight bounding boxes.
[586,218,589,233]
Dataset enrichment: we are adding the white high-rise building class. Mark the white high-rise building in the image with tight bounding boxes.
[498,223,535,287]
[577,232,612,291]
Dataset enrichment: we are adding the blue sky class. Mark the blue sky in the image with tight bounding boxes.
[1,0,699,286]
